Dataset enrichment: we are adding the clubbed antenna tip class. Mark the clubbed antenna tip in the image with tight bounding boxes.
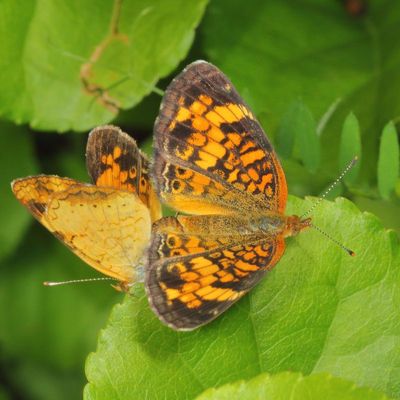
[310,223,355,257]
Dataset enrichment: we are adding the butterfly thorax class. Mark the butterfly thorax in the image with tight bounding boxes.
[248,214,310,237]
[248,213,286,234]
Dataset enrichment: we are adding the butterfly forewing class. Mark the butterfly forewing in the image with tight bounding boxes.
[153,60,287,215]
[87,125,161,221]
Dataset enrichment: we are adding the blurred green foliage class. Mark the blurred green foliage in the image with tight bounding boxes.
[378,122,399,199]
[339,112,361,184]
[0,0,399,399]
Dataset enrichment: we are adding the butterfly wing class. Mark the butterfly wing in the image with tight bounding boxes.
[12,176,151,284]
[153,60,287,215]
[11,175,79,229]
[86,125,161,221]
[45,184,151,283]
[145,216,285,330]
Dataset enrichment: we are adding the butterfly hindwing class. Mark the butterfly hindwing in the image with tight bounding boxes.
[11,175,80,229]
[45,184,151,283]
[153,61,287,214]
[146,215,286,330]
[12,176,152,285]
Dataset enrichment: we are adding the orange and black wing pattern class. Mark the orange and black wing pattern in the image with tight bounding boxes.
[152,60,287,215]
[146,61,289,330]
[87,125,161,221]
[146,216,285,330]
[11,125,158,288]
[11,175,79,229]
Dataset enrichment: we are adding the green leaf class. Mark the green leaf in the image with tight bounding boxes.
[84,196,400,399]
[0,225,121,400]
[0,0,208,131]
[196,372,393,400]
[0,121,38,261]
[277,100,320,172]
[295,103,320,174]
[275,101,298,158]
[353,196,400,236]
[201,1,400,185]
[377,122,399,199]
[339,112,362,184]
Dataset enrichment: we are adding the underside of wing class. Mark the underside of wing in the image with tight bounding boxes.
[153,61,287,215]
[12,176,152,285]
[11,175,79,229]
[86,125,161,221]
[44,184,152,283]
[145,216,285,330]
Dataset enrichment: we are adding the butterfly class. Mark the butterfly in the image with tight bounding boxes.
[12,125,161,291]
[145,60,313,330]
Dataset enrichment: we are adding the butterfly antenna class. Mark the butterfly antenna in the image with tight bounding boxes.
[43,277,118,287]
[301,156,358,219]
[310,222,355,257]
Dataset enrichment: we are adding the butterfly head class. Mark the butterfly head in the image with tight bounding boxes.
[284,215,312,237]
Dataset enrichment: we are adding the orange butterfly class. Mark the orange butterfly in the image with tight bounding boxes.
[145,61,354,331]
